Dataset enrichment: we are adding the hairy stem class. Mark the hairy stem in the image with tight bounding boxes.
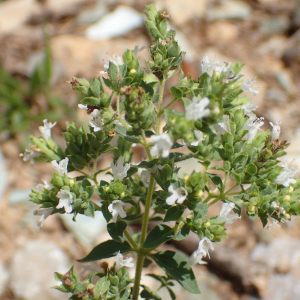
[155,77,166,134]
[132,175,155,299]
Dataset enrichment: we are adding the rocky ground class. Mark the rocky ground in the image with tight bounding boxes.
[1,0,300,299]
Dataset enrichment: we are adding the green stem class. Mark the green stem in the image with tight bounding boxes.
[116,93,120,116]
[224,183,239,195]
[155,77,166,134]
[141,130,151,158]
[124,229,138,249]
[159,97,177,116]
[132,175,156,300]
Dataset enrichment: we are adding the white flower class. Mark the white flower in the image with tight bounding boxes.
[35,179,52,191]
[201,55,219,74]
[90,109,103,132]
[218,115,231,133]
[33,208,53,229]
[274,161,297,187]
[241,78,259,96]
[215,62,234,83]
[150,133,173,158]
[214,202,240,225]
[111,157,130,180]
[78,104,88,110]
[39,119,57,141]
[100,54,124,75]
[56,189,73,213]
[51,157,69,175]
[116,251,134,269]
[189,237,214,264]
[189,248,207,265]
[108,200,127,222]
[270,202,286,216]
[166,185,188,206]
[270,121,281,140]
[141,169,151,187]
[186,97,210,121]
[242,113,264,141]
[267,216,281,230]
[20,148,42,166]
[241,102,258,116]
[190,131,204,146]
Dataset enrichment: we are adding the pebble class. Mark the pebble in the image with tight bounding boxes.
[275,70,296,94]
[291,5,300,31]
[206,0,251,21]
[76,0,108,24]
[260,16,290,36]
[266,88,287,105]
[86,6,144,40]
[10,240,71,300]
[59,210,107,247]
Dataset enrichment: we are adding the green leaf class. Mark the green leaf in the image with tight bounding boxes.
[107,221,127,243]
[174,224,190,241]
[206,173,223,191]
[89,78,101,97]
[77,240,131,262]
[81,97,101,106]
[143,225,174,249]
[170,86,183,99]
[246,163,257,176]
[164,205,185,222]
[151,251,200,294]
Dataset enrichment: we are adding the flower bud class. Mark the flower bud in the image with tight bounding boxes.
[283,213,291,221]
[283,195,291,201]
[204,222,210,227]
[129,69,137,74]
[184,175,190,184]
[120,192,125,198]
[247,205,256,212]
[289,186,294,193]
[196,190,204,198]
[69,179,75,187]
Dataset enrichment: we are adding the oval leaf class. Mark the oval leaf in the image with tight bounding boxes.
[107,221,127,243]
[77,240,131,263]
[143,224,174,249]
[151,251,200,294]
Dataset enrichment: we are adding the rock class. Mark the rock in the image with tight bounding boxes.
[10,240,71,300]
[76,0,108,24]
[260,16,290,35]
[266,88,287,106]
[86,6,144,40]
[156,0,206,26]
[275,70,296,94]
[0,261,8,296]
[206,0,251,21]
[257,36,288,58]
[8,189,32,204]
[59,210,106,247]
[0,149,8,204]
[207,21,239,43]
[291,5,300,31]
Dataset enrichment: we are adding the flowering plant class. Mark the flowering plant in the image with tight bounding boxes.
[21,4,300,299]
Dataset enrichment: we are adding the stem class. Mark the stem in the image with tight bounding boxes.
[155,78,166,134]
[132,175,156,300]
[224,183,239,195]
[116,93,120,116]
[159,97,177,116]
[124,229,138,249]
[141,130,151,158]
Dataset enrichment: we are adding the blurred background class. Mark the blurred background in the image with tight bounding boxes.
[1,0,300,299]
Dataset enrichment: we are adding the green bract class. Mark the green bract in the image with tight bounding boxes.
[22,3,300,300]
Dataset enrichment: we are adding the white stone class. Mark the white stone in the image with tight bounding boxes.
[86,6,144,40]
[0,261,9,296]
[59,211,106,247]
[10,240,71,300]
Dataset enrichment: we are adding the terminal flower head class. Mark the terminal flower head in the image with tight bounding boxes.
[166,185,188,206]
[186,97,210,121]
[274,161,297,187]
[270,121,281,140]
[242,113,264,141]
[214,202,240,225]
[33,208,53,229]
[51,157,69,176]
[56,189,73,213]
[116,252,134,269]
[241,77,260,96]
[241,102,258,116]
[150,133,173,158]
[39,119,57,141]
[108,200,127,222]
[189,237,214,264]
[201,55,219,74]
[111,157,130,180]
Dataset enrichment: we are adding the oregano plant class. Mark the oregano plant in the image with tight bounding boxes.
[21,4,300,300]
